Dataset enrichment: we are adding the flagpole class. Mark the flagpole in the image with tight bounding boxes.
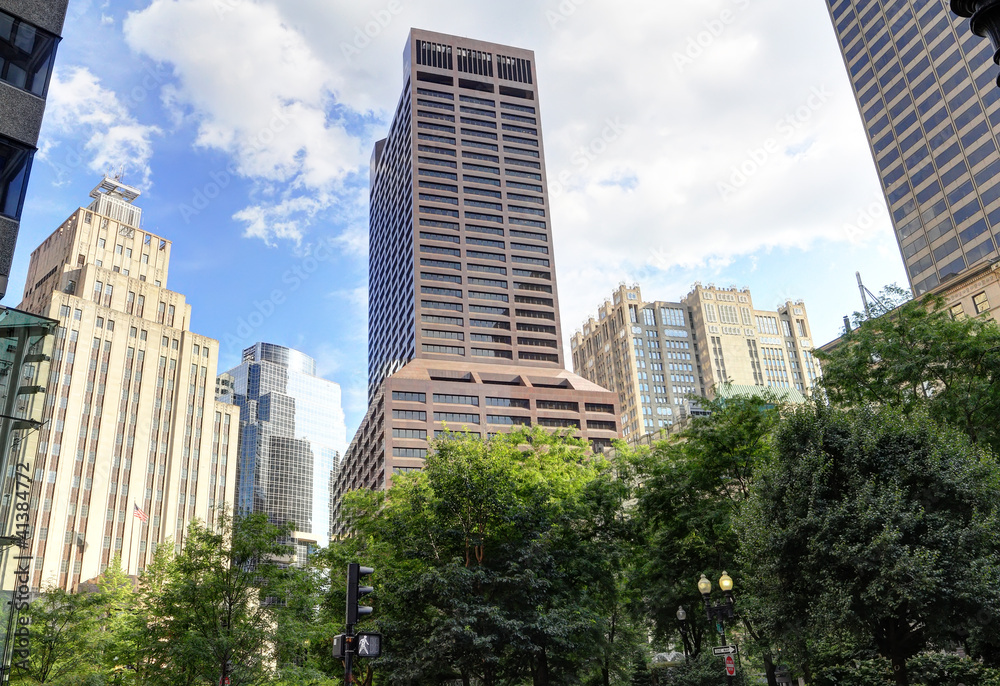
[127,502,135,575]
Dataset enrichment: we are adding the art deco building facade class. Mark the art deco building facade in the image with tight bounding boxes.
[0,0,68,299]
[571,284,703,440]
[572,284,821,441]
[219,343,345,561]
[824,0,1000,294]
[17,178,239,591]
[682,284,822,400]
[332,30,620,534]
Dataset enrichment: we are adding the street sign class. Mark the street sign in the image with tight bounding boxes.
[356,632,382,657]
[725,655,736,676]
[713,645,739,656]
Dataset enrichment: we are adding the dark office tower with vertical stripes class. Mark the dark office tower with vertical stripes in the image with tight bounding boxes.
[332,29,620,534]
[0,1,69,299]
[825,0,1000,295]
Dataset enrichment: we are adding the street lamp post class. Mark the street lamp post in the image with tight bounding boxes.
[698,572,740,684]
[676,606,689,659]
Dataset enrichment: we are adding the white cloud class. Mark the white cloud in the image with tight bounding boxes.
[40,67,161,186]
[112,0,901,350]
[123,0,366,244]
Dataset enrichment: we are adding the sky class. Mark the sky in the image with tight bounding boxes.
[8,0,910,441]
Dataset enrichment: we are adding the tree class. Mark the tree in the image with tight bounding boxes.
[632,392,782,685]
[91,557,140,681]
[740,404,1000,686]
[817,289,1000,454]
[141,511,295,686]
[335,428,647,686]
[12,587,97,684]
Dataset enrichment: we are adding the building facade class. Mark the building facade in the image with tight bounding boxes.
[0,0,68,299]
[682,284,821,400]
[824,0,1000,295]
[571,284,703,440]
[572,283,821,442]
[333,29,620,534]
[219,342,345,560]
[17,177,239,590]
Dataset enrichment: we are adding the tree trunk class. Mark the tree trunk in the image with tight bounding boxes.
[762,653,779,686]
[533,647,549,686]
[891,653,908,686]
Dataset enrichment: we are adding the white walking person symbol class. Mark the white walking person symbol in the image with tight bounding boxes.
[358,634,370,655]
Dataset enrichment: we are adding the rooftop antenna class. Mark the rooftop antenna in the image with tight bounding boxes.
[856,271,889,317]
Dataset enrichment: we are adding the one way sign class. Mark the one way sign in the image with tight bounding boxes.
[712,645,739,656]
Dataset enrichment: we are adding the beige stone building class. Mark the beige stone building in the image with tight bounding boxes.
[682,284,821,400]
[17,177,239,591]
[935,259,1000,324]
[573,283,821,443]
[571,284,702,441]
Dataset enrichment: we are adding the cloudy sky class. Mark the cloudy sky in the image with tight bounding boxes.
[9,0,909,438]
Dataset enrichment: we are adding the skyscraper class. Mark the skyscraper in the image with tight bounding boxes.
[219,343,345,560]
[571,284,704,440]
[0,1,68,299]
[332,29,620,533]
[18,177,240,590]
[824,0,1000,295]
[571,283,821,442]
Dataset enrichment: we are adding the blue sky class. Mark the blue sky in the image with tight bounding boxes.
[8,0,908,439]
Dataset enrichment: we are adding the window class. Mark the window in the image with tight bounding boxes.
[950,303,966,320]
[392,391,426,402]
[0,10,58,96]
[0,134,34,220]
[973,292,990,314]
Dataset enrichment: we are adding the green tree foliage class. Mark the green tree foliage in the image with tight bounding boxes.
[335,428,647,686]
[740,404,1000,686]
[632,392,781,684]
[13,587,97,684]
[140,511,297,686]
[817,290,1000,453]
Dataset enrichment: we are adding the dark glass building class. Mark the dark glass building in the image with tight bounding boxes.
[0,1,68,299]
[825,0,1000,294]
[221,343,345,560]
[332,29,621,535]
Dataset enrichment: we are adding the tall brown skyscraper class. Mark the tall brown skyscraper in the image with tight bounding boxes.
[332,30,620,533]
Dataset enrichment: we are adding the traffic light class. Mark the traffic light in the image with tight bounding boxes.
[346,563,374,626]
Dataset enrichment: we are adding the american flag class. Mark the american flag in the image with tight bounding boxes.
[133,503,148,523]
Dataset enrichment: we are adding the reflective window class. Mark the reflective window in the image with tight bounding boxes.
[0,135,33,219]
[0,10,58,96]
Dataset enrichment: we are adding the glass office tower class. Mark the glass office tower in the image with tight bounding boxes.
[221,343,345,559]
[825,0,1000,294]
